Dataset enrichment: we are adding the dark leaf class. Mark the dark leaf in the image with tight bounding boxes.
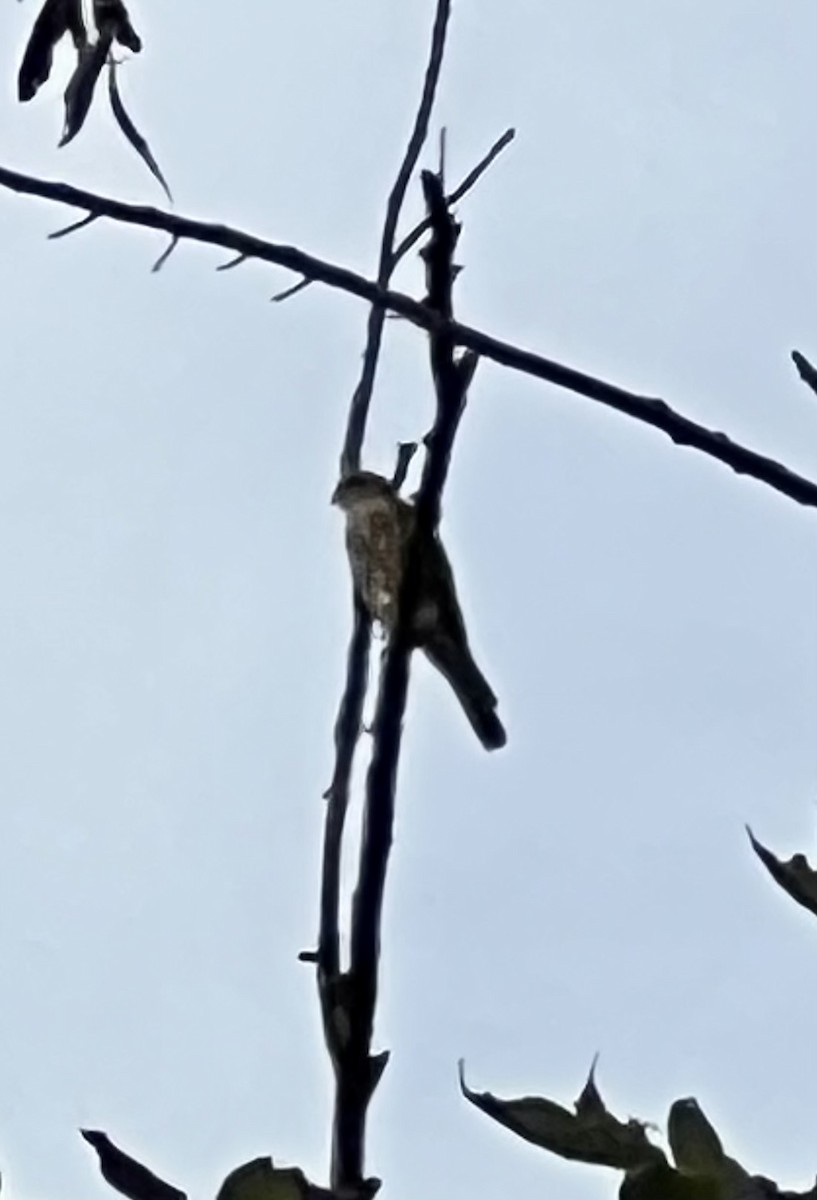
[668,1099,766,1200]
[746,826,817,919]
[620,1158,720,1200]
[81,1130,186,1200]
[215,1158,336,1200]
[108,62,173,202]
[791,350,817,399]
[668,1099,726,1177]
[574,1054,605,1118]
[458,1059,663,1172]
[59,34,110,146]
[779,1179,817,1200]
[93,0,141,51]
[18,0,86,101]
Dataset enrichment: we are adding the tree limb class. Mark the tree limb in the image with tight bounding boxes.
[392,127,515,265]
[319,3,453,1191]
[340,0,452,477]
[339,170,469,1195]
[1,163,815,509]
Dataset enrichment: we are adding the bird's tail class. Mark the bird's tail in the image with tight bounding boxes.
[424,639,507,751]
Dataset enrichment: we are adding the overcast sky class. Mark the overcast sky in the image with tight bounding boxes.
[1,3,816,1200]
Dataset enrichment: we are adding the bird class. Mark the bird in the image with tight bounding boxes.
[332,471,506,751]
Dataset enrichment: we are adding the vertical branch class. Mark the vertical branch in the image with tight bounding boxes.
[318,596,371,980]
[337,169,472,1192]
[340,0,452,476]
[414,169,471,530]
[317,3,452,1193]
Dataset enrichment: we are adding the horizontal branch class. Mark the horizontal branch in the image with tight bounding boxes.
[2,163,816,509]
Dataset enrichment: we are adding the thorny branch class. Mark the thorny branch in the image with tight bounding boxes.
[1,163,814,509]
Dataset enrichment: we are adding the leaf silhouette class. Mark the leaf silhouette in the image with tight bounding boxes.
[216,1158,336,1200]
[81,1130,186,1200]
[747,826,817,919]
[792,349,817,399]
[458,1059,662,1172]
[59,33,111,147]
[108,62,173,202]
[668,1099,772,1200]
[18,0,87,101]
[93,0,142,52]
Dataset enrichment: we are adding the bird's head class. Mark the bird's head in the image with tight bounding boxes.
[331,471,394,511]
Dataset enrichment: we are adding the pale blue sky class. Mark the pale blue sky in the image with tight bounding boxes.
[1,3,816,1200]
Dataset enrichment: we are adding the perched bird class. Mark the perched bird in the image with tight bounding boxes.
[332,471,506,751]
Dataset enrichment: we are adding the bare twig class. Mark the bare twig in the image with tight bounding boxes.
[270,126,514,306]
[1,164,815,509]
[48,211,98,238]
[151,235,178,273]
[216,254,247,272]
[392,127,515,265]
[340,0,452,477]
[108,60,172,203]
[272,277,310,302]
[448,128,515,207]
[391,441,418,489]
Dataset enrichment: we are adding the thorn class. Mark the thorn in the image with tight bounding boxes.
[216,254,247,272]
[151,236,178,273]
[271,277,310,303]
[48,212,98,239]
